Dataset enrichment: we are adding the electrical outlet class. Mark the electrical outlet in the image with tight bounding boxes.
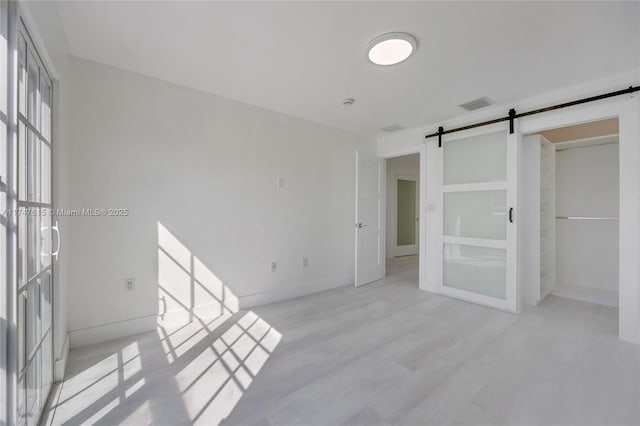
[302,257,309,268]
[125,277,135,291]
[271,261,277,272]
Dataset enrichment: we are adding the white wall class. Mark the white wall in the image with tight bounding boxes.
[555,142,619,300]
[65,58,373,347]
[385,154,419,257]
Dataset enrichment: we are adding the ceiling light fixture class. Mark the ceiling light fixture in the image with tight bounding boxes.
[366,32,417,66]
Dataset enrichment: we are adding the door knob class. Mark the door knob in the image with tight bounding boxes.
[355,222,368,228]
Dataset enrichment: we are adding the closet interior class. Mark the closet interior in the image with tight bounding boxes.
[522,118,620,308]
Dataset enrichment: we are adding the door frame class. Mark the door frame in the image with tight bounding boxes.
[379,146,426,289]
[518,97,640,345]
[392,173,419,257]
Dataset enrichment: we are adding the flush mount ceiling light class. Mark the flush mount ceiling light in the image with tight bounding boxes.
[366,32,417,66]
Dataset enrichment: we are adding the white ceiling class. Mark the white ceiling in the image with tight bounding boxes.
[54,1,639,136]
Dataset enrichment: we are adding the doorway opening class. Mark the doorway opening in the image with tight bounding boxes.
[522,118,620,309]
[386,154,420,281]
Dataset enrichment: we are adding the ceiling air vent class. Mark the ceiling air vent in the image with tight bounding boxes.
[459,97,492,111]
[381,124,404,132]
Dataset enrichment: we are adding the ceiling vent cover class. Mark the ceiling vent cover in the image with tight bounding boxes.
[459,97,492,111]
[381,124,404,132]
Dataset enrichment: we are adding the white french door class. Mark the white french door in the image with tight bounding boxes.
[436,123,520,312]
[15,18,54,426]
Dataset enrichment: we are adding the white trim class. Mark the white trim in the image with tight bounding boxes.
[53,333,69,382]
[439,286,514,313]
[443,181,507,193]
[508,120,521,313]
[552,287,618,309]
[158,300,240,327]
[240,273,353,308]
[69,315,157,349]
[68,271,353,350]
[379,145,422,159]
[393,173,419,256]
[443,236,507,250]
[424,141,438,293]
[418,144,428,292]
[553,134,618,151]
[439,285,517,313]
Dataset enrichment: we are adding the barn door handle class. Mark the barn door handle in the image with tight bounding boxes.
[508,208,514,223]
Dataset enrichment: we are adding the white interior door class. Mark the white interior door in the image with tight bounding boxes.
[355,151,385,287]
[394,176,419,256]
[436,123,520,312]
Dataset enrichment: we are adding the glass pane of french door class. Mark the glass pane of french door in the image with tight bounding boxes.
[439,128,518,311]
[16,21,53,426]
[397,179,416,246]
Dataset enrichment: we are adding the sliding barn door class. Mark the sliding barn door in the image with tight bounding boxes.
[436,124,520,312]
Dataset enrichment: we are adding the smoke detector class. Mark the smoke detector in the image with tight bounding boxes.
[341,97,355,106]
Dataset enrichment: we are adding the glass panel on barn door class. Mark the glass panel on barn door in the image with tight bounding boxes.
[443,131,506,185]
[443,243,507,300]
[444,190,507,240]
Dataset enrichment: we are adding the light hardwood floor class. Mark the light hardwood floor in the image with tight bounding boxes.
[43,256,640,425]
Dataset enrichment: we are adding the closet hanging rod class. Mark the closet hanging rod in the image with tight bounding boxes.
[555,216,619,221]
[425,85,639,146]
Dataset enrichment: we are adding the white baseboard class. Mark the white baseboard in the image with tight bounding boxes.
[68,275,353,349]
[68,315,157,349]
[238,273,354,309]
[157,300,239,328]
[551,283,619,308]
[54,333,70,382]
